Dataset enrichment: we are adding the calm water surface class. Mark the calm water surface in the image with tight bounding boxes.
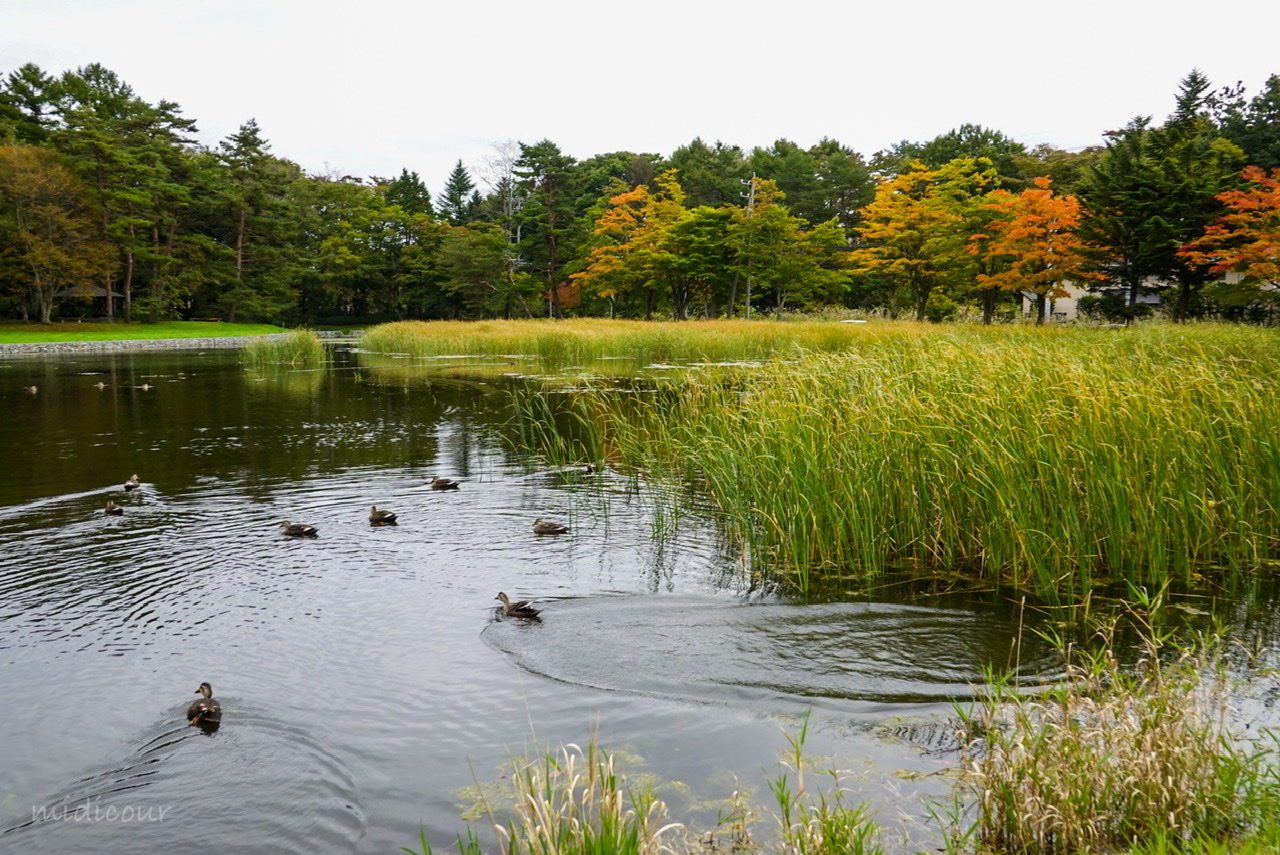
[1,346,1275,853]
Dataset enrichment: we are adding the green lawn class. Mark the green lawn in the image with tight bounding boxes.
[0,321,287,344]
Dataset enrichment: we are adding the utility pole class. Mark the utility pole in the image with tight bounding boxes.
[742,176,756,320]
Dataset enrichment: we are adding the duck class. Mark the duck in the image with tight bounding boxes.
[430,477,460,490]
[104,499,124,516]
[280,521,319,537]
[94,381,106,389]
[22,385,37,394]
[369,505,398,525]
[124,474,141,491]
[187,682,222,726]
[495,591,541,619]
[533,518,569,535]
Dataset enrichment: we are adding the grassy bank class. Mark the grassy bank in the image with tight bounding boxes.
[504,322,1280,600]
[0,320,286,343]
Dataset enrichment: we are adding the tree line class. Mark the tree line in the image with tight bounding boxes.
[1,63,1277,325]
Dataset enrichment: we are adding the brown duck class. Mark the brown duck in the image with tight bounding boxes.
[495,592,541,619]
[104,499,124,516]
[280,521,319,537]
[532,518,568,535]
[430,477,460,490]
[187,682,222,726]
[369,505,398,525]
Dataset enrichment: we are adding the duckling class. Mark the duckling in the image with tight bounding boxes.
[369,505,398,526]
[104,499,124,516]
[187,682,222,726]
[533,518,569,535]
[124,474,141,491]
[22,385,37,394]
[94,381,106,389]
[495,591,541,619]
[280,521,319,537]
[430,477,460,490]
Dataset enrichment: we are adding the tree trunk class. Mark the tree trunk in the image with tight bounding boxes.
[1035,294,1047,325]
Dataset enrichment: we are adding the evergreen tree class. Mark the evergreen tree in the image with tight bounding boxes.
[438,160,476,225]
[382,168,433,216]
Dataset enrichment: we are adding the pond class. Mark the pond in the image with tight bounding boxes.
[0,344,1275,854]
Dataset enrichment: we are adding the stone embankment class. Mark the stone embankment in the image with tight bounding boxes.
[0,330,352,356]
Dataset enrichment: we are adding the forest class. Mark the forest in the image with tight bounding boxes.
[1,62,1278,326]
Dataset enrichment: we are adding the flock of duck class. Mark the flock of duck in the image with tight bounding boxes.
[104,471,566,729]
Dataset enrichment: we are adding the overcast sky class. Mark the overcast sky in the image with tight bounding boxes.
[4,0,1278,194]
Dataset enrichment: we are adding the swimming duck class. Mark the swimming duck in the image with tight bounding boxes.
[280,521,319,537]
[533,518,568,535]
[495,591,541,619]
[187,682,222,726]
[369,505,398,525]
[124,474,141,491]
[94,381,106,389]
[430,477,460,490]
[105,499,124,516]
[23,385,37,394]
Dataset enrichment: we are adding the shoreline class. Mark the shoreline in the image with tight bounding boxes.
[0,330,351,356]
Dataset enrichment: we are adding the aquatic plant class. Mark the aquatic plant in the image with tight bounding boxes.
[955,616,1280,855]
[359,318,915,366]
[403,729,884,855]
[243,330,326,367]
[514,323,1280,600]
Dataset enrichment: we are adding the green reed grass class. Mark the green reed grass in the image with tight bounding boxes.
[512,323,1280,600]
[360,318,927,365]
[243,330,326,367]
[954,618,1280,855]
[403,728,884,855]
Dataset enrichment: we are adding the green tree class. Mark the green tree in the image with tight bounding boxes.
[662,138,748,208]
[874,124,1027,186]
[382,168,434,217]
[208,119,302,322]
[438,160,475,225]
[0,63,60,144]
[514,139,580,317]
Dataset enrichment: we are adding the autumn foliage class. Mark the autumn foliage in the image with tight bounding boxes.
[1178,166,1280,289]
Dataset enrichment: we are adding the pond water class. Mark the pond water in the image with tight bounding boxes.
[1,345,1276,854]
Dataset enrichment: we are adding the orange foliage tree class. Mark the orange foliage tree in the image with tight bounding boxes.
[1177,166,1280,314]
[971,177,1091,324]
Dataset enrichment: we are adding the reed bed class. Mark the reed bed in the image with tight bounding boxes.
[510,324,1280,600]
[360,318,932,365]
[242,330,326,367]
[956,626,1280,855]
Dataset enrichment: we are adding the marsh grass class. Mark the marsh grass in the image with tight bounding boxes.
[955,611,1280,855]
[402,727,884,855]
[359,318,920,365]
[511,323,1280,600]
[243,330,326,367]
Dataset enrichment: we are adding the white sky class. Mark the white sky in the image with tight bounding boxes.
[3,0,1277,195]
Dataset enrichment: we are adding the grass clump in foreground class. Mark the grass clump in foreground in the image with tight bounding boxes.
[404,721,885,855]
[954,605,1280,855]
[243,330,326,367]
[512,323,1280,600]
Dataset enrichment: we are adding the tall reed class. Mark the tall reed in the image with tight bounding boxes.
[513,324,1280,600]
[956,621,1280,854]
[360,318,919,365]
[243,330,326,367]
